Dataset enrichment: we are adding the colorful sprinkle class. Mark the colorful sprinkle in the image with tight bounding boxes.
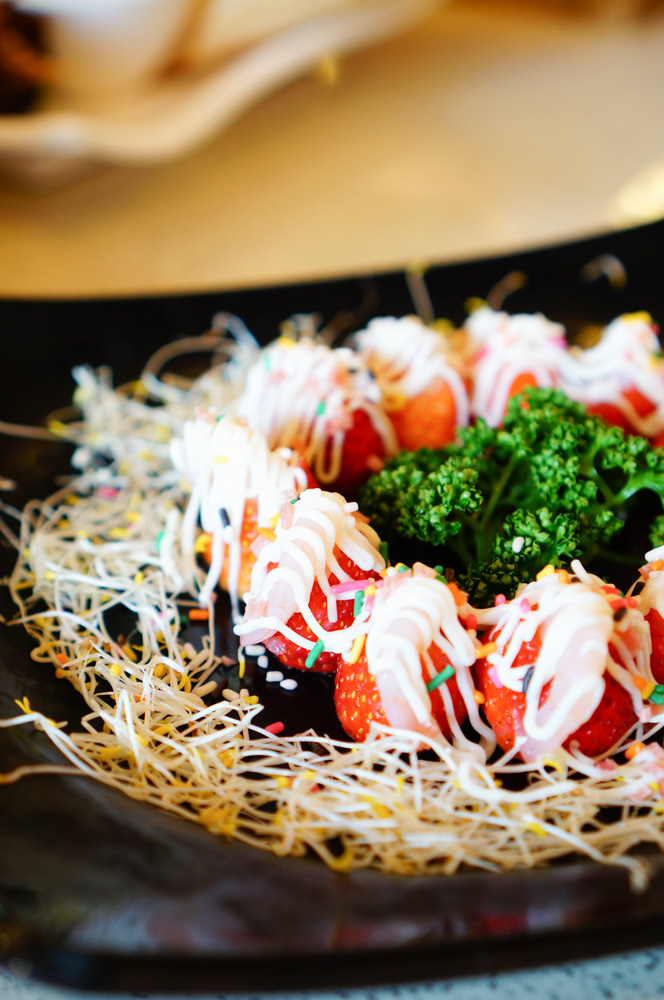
[353,589,365,617]
[536,564,555,580]
[188,608,209,621]
[305,639,325,669]
[426,664,455,692]
[495,594,506,606]
[265,721,285,735]
[348,634,366,664]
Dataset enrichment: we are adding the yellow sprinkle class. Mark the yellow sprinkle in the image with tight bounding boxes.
[276,336,296,349]
[126,511,140,524]
[525,821,547,837]
[276,776,291,789]
[473,690,485,704]
[364,585,377,596]
[474,641,497,659]
[268,512,280,529]
[349,634,366,664]
[557,569,570,585]
[536,564,555,580]
[641,681,656,701]
[304,770,317,781]
[108,527,129,540]
[650,782,660,791]
[257,527,277,543]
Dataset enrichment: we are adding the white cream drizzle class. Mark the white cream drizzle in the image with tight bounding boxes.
[466,306,568,427]
[235,488,385,655]
[235,337,398,484]
[559,313,664,438]
[471,564,652,761]
[363,569,484,752]
[634,546,664,618]
[354,315,470,428]
[170,413,308,609]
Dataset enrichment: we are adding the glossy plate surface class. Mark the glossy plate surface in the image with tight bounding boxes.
[3,222,664,992]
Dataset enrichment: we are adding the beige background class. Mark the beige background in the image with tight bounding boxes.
[1,0,664,298]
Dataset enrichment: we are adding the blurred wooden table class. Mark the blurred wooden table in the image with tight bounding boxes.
[1,0,664,299]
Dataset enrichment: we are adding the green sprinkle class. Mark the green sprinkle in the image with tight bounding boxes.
[155,530,165,552]
[379,541,389,564]
[656,685,664,694]
[316,401,326,416]
[397,564,408,573]
[264,355,271,371]
[305,639,325,669]
[353,590,365,617]
[650,691,664,705]
[289,497,299,504]
[426,665,455,692]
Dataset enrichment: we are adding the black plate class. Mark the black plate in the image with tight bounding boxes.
[4,222,664,994]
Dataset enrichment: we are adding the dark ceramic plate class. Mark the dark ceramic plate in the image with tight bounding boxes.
[4,222,664,994]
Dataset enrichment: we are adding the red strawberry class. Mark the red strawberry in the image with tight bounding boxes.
[647,608,664,684]
[587,387,656,437]
[262,550,374,673]
[335,642,467,742]
[475,631,637,758]
[329,408,387,498]
[389,377,460,451]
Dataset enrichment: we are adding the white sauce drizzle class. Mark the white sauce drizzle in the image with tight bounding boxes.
[559,313,664,438]
[235,337,398,484]
[363,570,481,751]
[471,565,652,761]
[235,488,385,654]
[466,306,568,427]
[170,413,308,608]
[354,315,470,428]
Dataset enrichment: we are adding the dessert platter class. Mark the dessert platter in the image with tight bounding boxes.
[4,220,664,992]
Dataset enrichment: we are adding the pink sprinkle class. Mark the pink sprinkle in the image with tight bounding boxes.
[466,613,477,631]
[495,594,506,606]
[265,721,285,735]
[97,487,119,499]
[520,599,531,614]
[330,579,371,594]
[487,666,503,689]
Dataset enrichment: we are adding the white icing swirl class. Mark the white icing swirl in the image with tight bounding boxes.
[559,313,664,438]
[354,315,469,428]
[466,306,568,427]
[235,488,385,654]
[236,337,398,484]
[170,413,308,608]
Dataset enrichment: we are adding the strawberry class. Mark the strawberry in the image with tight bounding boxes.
[329,408,388,498]
[475,632,638,758]
[646,608,664,684]
[388,377,459,451]
[262,550,374,673]
[335,642,467,742]
[586,387,656,437]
